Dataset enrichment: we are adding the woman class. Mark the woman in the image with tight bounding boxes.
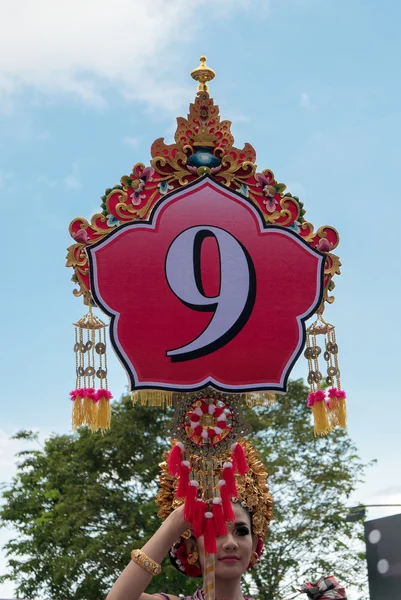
[106,440,273,600]
[106,439,347,600]
[107,502,259,600]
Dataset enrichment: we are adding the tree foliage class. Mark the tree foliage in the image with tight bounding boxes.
[0,380,369,599]
[242,380,369,599]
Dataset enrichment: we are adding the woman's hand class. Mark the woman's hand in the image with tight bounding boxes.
[163,503,192,539]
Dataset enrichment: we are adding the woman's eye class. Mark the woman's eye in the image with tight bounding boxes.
[235,526,250,536]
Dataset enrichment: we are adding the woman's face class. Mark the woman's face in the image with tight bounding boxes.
[195,502,256,580]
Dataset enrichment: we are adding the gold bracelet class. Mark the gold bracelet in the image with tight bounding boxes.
[131,549,161,576]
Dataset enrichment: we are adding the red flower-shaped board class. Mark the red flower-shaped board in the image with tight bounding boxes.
[87,176,324,393]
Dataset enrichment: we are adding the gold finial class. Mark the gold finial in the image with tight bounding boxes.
[191,55,216,92]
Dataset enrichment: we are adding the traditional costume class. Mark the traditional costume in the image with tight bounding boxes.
[152,438,347,599]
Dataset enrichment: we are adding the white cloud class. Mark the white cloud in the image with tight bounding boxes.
[0,427,65,487]
[0,170,13,187]
[0,74,16,114]
[300,92,313,109]
[376,484,401,496]
[36,165,81,190]
[122,136,140,148]
[0,0,258,112]
[285,181,307,198]
[63,163,81,189]
[37,174,58,187]
[367,490,401,520]
[37,130,51,141]
[0,431,27,486]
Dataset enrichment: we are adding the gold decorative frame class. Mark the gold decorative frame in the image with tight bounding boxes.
[67,58,340,310]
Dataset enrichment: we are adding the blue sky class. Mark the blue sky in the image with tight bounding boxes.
[1,0,401,596]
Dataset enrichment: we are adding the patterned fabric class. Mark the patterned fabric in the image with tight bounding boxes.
[182,591,254,600]
[154,589,255,599]
[299,576,347,599]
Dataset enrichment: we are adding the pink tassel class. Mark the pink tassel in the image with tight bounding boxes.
[168,441,184,476]
[326,388,337,408]
[212,498,228,536]
[193,499,207,538]
[69,389,80,401]
[222,461,238,497]
[184,480,198,522]
[85,387,97,401]
[219,480,235,522]
[231,442,249,475]
[176,461,191,498]
[307,391,316,407]
[204,513,217,554]
[95,389,112,401]
[314,389,326,402]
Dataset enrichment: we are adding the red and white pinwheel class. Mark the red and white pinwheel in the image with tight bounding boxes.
[186,399,232,446]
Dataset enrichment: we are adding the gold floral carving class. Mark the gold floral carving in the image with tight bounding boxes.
[67,88,340,306]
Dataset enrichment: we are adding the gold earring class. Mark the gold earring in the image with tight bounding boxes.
[250,551,258,566]
[188,551,199,565]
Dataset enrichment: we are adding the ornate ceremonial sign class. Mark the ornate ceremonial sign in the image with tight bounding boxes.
[88,177,325,393]
[66,56,344,437]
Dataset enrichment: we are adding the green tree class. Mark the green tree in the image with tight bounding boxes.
[242,380,370,599]
[0,380,370,599]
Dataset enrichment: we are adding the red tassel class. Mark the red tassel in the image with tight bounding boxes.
[231,442,249,475]
[222,461,238,497]
[176,461,191,498]
[184,480,198,522]
[193,499,207,538]
[212,498,228,537]
[219,480,235,522]
[204,512,217,554]
[168,442,184,476]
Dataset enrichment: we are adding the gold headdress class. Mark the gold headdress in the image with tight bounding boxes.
[157,438,273,541]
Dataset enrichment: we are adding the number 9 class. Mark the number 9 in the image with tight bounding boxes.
[165,226,256,362]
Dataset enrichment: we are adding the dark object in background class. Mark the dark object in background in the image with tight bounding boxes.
[365,513,401,600]
[345,508,366,522]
